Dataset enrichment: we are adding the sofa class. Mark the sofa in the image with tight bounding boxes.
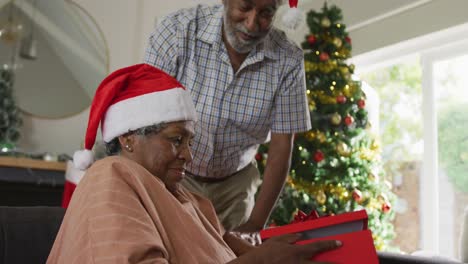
[0,206,465,264]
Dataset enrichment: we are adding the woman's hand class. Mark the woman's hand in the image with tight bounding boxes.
[229,233,342,264]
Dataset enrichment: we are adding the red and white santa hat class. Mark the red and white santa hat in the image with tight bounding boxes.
[282,0,304,30]
[73,63,197,171]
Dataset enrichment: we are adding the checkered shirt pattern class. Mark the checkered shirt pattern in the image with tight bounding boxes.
[144,5,311,178]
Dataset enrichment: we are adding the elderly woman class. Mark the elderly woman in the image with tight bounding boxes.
[47,64,341,264]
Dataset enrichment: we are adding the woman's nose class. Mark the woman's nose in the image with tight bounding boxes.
[179,145,193,163]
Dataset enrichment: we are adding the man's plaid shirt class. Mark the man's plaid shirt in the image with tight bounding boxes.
[144,5,311,178]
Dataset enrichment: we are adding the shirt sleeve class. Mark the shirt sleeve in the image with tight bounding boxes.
[271,58,312,134]
[143,14,179,77]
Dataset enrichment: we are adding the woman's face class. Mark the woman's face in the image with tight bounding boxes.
[123,121,195,194]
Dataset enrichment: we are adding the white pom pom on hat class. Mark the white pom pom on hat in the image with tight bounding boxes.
[282,0,305,30]
[73,149,94,170]
[72,63,198,171]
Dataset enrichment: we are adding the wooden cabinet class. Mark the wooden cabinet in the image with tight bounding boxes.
[0,157,66,206]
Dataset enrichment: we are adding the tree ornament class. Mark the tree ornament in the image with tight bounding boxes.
[336,141,350,156]
[332,37,342,48]
[377,193,388,203]
[307,34,317,45]
[368,172,379,182]
[313,150,325,162]
[305,131,316,141]
[319,52,330,61]
[336,95,347,104]
[330,112,342,125]
[339,66,349,75]
[382,202,392,213]
[357,99,366,109]
[317,132,327,143]
[352,189,363,202]
[321,17,331,27]
[255,153,263,162]
[344,115,354,126]
[316,189,327,204]
[345,36,352,44]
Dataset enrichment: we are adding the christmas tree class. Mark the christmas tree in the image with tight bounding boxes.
[257,3,397,250]
[0,68,21,150]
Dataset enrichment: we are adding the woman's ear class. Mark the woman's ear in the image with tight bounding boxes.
[118,134,135,153]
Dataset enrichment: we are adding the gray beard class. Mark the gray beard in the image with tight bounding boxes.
[223,15,263,54]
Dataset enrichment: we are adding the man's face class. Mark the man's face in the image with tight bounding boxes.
[223,0,279,54]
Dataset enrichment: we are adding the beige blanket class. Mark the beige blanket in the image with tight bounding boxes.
[48,156,236,264]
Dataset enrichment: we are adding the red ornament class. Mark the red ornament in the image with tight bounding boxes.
[336,95,347,104]
[307,34,317,45]
[357,99,366,109]
[255,153,263,161]
[289,0,298,8]
[345,36,352,44]
[313,150,325,162]
[382,202,392,213]
[344,115,354,126]
[352,189,362,202]
[319,52,329,61]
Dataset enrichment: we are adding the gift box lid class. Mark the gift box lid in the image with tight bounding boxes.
[261,210,369,241]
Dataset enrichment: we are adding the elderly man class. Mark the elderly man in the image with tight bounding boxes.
[144,0,310,232]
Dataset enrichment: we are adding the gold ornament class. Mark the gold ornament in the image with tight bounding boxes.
[333,37,342,48]
[309,101,316,111]
[310,62,318,71]
[321,17,331,27]
[339,66,349,75]
[305,131,316,141]
[370,139,380,151]
[368,172,379,182]
[377,193,388,203]
[316,190,327,204]
[336,141,350,156]
[318,63,332,73]
[317,132,327,143]
[330,113,342,125]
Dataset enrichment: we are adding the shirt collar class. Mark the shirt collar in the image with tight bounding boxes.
[197,5,224,45]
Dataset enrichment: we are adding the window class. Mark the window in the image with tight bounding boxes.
[353,23,468,259]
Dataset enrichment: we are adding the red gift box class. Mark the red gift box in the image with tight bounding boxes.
[260,210,378,264]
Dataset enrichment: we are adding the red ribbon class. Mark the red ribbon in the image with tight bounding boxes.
[291,210,321,223]
[289,0,298,8]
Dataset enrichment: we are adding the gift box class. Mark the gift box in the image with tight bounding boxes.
[260,210,378,264]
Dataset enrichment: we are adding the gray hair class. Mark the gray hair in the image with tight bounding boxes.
[105,123,167,155]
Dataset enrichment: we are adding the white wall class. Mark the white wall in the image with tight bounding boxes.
[15,0,468,156]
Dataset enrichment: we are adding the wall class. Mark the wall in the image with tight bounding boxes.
[15,0,468,156]
[17,0,143,155]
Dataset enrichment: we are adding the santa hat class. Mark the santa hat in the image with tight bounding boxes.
[282,0,304,30]
[63,64,197,207]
